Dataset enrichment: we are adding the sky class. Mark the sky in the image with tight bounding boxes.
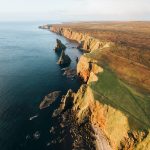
[0,0,149,21]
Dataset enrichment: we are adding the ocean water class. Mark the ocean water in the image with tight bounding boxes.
[0,22,82,150]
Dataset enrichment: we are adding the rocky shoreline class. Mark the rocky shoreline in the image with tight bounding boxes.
[38,27,107,149]
[39,24,150,150]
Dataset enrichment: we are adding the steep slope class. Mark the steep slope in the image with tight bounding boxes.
[41,23,150,150]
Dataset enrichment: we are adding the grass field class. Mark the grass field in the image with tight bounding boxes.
[90,68,150,129]
[53,21,150,68]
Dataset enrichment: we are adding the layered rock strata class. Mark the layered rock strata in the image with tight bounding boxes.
[50,26,113,52]
[57,83,149,150]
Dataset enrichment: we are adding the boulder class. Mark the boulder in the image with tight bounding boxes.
[57,50,71,66]
[54,39,66,53]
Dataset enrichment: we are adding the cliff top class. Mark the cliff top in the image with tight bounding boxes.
[51,21,150,50]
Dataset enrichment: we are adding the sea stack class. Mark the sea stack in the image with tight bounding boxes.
[54,39,66,53]
[57,50,71,66]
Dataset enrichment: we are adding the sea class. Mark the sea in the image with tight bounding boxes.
[0,21,82,150]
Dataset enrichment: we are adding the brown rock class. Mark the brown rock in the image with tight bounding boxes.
[39,91,61,109]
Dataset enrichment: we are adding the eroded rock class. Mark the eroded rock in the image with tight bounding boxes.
[62,67,76,79]
[57,50,71,66]
[39,91,61,109]
[33,131,40,140]
[77,55,103,82]
[54,39,66,53]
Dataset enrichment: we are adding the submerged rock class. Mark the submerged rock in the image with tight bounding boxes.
[26,134,31,140]
[33,131,40,140]
[54,39,66,53]
[49,126,55,134]
[39,91,61,109]
[57,50,71,66]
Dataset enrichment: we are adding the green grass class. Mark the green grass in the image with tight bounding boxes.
[90,68,150,129]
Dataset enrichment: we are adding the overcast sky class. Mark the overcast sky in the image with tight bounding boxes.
[0,0,149,21]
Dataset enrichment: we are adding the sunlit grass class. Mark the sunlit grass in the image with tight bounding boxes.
[90,68,150,128]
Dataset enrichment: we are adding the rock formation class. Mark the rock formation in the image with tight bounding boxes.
[50,26,113,52]
[62,67,76,79]
[57,50,71,66]
[39,91,61,109]
[41,24,150,150]
[55,82,150,150]
[54,39,66,53]
[77,55,103,82]
[39,24,51,29]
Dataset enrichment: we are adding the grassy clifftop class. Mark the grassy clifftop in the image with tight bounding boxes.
[90,69,150,129]
[49,22,150,149]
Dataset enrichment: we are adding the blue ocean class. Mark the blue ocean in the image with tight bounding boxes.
[0,22,82,150]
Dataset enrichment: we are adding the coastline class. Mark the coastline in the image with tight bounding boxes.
[40,25,113,149]
[39,23,150,150]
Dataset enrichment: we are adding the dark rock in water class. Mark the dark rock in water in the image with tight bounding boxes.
[49,126,55,134]
[57,50,71,66]
[46,142,51,147]
[26,135,31,140]
[39,91,61,109]
[63,68,76,79]
[77,41,84,49]
[76,57,79,63]
[33,131,40,140]
[56,90,74,113]
[54,39,66,53]
[52,90,73,118]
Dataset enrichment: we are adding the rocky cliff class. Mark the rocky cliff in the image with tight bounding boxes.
[50,26,113,52]
[61,83,150,150]
[54,39,66,53]
[46,25,150,150]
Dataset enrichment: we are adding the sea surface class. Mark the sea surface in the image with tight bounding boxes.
[0,22,82,150]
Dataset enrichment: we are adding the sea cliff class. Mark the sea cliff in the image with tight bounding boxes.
[50,26,113,52]
[42,24,150,150]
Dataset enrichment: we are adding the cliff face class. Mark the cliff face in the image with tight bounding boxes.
[63,82,150,150]
[50,26,113,52]
[50,25,150,92]
[76,55,103,82]
[48,25,150,150]
[54,39,66,53]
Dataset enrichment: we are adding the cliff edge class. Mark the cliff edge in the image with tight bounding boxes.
[42,22,150,150]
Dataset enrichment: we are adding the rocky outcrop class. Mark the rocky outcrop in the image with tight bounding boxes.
[50,26,113,52]
[57,50,71,66]
[42,24,150,149]
[58,84,149,150]
[56,85,112,149]
[77,55,103,82]
[50,25,150,92]
[54,39,66,53]
[39,24,51,29]
[39,91,61,109]
[62,67,76,79]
